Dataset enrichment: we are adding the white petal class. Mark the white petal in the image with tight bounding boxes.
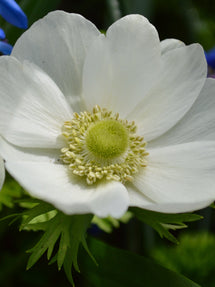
[0,136,60,163]
[82,14,161,117]
[0,156,5,190]
[127,183,156,206]
[130,142,215,213]
[12,11,100,111]
[127,44,207,142]
[149,78,215,148]
[127,183,211,212]
[0,56,72,148]
[128,184,212,213]
[161,38,185,55]
[6,161,129,218]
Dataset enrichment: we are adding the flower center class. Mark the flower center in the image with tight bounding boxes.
[85,119,128,161]
[61,106,148,185]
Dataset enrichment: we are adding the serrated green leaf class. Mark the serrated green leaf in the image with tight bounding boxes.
[26,216,62,269]
[0,196,94,286]
[60,214,96,285]
[20,202,55,230]
[131,208,202,243]
[62,215,94,273]
[22,221,48,232]
[25,210,93,286]
[81,237,98,267]
[47,228,62,261]
[63,247,75,286]
[80,237,201,287]
[57,228,70,270]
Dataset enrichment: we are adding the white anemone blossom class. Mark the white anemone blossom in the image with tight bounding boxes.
[0,11,215,218]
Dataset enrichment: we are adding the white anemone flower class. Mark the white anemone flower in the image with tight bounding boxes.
[0,11,215,218]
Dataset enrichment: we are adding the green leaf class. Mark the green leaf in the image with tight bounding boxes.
[0,197,94,285]
[61,215,97,285]
[80,237,201,287]
[24,208,93,286]
[20,201,55,230]
[92,211,133,233]
[131,208,202,244]
[58,226,70,270]
[0,177,23,210]
[26,217,61,269]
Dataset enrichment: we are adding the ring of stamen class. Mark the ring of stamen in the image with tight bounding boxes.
[61,105,148,185]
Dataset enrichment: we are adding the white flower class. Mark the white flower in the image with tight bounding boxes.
[0,11,215,218]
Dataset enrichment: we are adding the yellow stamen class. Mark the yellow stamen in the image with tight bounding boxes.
[61,105,148,184]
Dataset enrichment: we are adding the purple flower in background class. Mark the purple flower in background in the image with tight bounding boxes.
[205,46,215,70]
[0,26,12,55]
[0,0,28,28]
[0,39,12,54]
[0,27,5,39]
[0,0,28,55]
[205,46,215,78]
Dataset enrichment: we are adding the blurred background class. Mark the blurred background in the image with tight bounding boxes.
[1,0,215,286]
[1,0,215,49]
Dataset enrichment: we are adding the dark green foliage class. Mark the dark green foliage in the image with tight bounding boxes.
[80,236,201,287]
[20,202,93,285]
[0,198,93,286]
[0,175,23,210]
[151,232,215,287]
[131,207,202,244]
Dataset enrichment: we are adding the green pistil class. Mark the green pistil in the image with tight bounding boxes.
[86,119,128,160]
